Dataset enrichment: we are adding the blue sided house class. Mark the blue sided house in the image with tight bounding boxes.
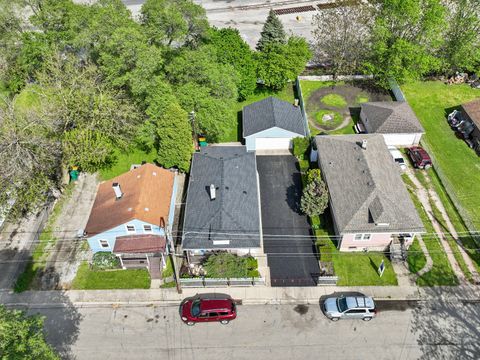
[242,96,307,152]
[84,163,178,276]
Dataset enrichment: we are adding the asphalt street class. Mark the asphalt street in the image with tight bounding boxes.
[27,300,480,360]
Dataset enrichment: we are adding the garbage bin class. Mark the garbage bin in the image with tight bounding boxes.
[69,167,79,182]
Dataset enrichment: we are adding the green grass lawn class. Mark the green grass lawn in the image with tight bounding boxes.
[299,80,337,101]
[355,93,369,104]
[402,81,480,228]
[334,252,398,286]
[219,84,295,143]
[72,262,151,289]
[99,147,157,180]
[314,110,343,130]
[321,93,347,107]
[407,238,427,274]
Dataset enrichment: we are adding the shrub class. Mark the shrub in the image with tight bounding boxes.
[301,175,328,216]
[92,252,120,270]
[203,253,259,278]
[293,137,310,158]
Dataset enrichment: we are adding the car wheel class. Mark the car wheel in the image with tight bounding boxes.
[220,320,230,325]
[363,317,372,322]
[330,317,340,322]
[186,321,195,326]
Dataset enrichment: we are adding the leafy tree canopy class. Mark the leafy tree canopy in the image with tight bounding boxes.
[300,169,328,217]
[0,305,59,360]
[208,27,257,100]
[364,0,446,87]
[140,0,209,48]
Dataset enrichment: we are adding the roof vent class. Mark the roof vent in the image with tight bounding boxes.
[362,139,368,150]
[152,171,157,176]
[209,184,216,200]
[144,207,149,212]
[112,183,123,200]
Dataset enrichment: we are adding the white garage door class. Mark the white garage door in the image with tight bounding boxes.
[255,137,292,150]
[382,134,418,147]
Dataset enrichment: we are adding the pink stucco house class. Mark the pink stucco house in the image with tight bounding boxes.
[314,134,425,253]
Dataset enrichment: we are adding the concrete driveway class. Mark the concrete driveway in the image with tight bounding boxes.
[256,155,320,286]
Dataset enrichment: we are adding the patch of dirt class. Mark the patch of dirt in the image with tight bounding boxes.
[33,173,100,290]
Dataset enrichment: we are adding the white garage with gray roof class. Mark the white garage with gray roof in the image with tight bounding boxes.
[242,97,307,152]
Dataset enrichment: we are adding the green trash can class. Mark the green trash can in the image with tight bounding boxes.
[69,169,79,182]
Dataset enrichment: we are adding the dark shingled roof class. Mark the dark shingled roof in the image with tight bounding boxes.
[242,97,306,137]
[461,98,480,129]
[113,234,166,254]
[361,101,424,134]
[315,134,425,234]
[182,146,261,250]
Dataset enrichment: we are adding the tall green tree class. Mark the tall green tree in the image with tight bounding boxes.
[0,305,59,360]
[209,27,257,100]
[312,1,372,77]
[300,169,328,217]
[37,55,142,171]
[166,46,238,141]
[0,96,61,219]
[441,0,480,73]
[140,0,209,48]
[153,102,193,172]
[256,9,286,51]
[256,36,311,90]
[364,0,446,87]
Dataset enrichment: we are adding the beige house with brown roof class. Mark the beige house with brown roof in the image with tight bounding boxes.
[85,163,178,275]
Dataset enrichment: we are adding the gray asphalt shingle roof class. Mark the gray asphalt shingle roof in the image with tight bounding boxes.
[315,134,424,234]
[361,101,424,134]
[182,146,261,250]
[242,97,306,137]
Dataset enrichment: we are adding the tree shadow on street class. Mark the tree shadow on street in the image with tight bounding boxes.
[411,286,480,359]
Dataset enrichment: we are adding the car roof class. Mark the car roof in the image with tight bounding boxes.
[345,296,375,309]
[198,298,233,311]
[388,148,403,158]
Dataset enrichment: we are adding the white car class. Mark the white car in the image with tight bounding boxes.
[388,146,407,171]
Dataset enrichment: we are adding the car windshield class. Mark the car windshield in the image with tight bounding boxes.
[337,298,348,312]
[191,300,201,317]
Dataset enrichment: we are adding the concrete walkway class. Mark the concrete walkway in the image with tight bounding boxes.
[405,168,467,283]
[423,175,480,283]
[1,284,479,308]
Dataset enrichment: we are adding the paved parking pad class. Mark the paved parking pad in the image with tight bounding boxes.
[256,155,320,286]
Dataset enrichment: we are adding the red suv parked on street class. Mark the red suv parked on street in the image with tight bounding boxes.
[181,296,237,326]
[407,146,432,170]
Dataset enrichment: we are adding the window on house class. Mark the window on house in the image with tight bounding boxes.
[99,240,109,249]
[126,225,136,233]
[354,234,371,241]
[143,224,152,233]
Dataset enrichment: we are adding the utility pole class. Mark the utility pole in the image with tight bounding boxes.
[166,227,182,294]
[189,110,199,151]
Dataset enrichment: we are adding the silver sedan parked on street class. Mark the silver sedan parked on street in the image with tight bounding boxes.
[323,295,377,321]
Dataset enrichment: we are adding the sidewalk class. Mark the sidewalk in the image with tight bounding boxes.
[1,284,479,308]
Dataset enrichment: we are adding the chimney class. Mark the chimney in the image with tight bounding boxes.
[362,139,368,150]
[112,182,123,200]
[209,184,216,200]
[294,98,299,107]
